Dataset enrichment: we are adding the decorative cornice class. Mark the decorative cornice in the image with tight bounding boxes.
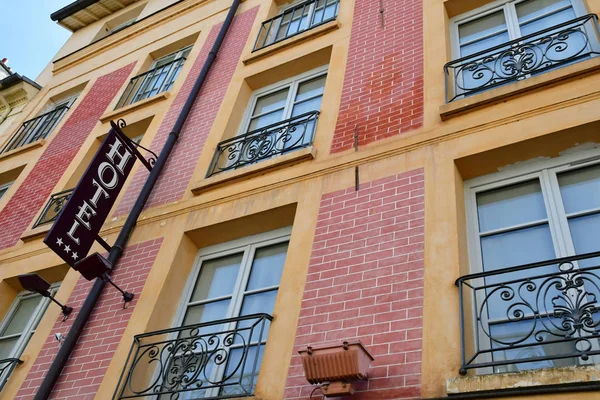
[53,0,218,74]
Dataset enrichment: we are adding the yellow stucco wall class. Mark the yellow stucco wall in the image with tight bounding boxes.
[2,0,600,398]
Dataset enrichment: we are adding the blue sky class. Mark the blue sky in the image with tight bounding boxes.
[0,0,73,80]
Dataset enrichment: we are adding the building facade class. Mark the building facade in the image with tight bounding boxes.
[0,0,599,399]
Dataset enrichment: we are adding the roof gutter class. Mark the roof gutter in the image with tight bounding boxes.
[33,1,242,398]
[51,0,103,22]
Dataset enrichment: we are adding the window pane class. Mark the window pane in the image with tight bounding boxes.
[219,345,264,397]
[477,181,547,232]
[291,97,322,117]
[246,243,289,291]
[558,165,600,214]
[248,110,286,132]
[516,0,572,24]
[2,296,41,337]
[518,8,576,36]
[237,291,277,343]
[480,224,555,272]
[489,320,578,373]
[295,76,326,102]
[460,32,510,58]
[182,299,231,336]
[0,185,9,200]
[568,213,600,267]
[190,254,242,302]
[459,11,508,46]
[252,89,289,116]
[0,337,19,359]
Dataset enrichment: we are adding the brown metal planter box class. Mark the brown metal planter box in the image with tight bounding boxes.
[298,341,374,397]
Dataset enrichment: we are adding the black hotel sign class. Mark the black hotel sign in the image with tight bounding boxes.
[45,123,139,267]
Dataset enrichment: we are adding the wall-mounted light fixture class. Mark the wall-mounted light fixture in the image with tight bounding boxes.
[74,252,134,306]
[18,273,73,320]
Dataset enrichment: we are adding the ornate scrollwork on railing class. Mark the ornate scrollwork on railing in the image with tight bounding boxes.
[206,111,319,178]
[456,251,600,375]
[444,14,600,102]
[252,0,340,51]
[115,57,187,109]
[32,188,74,229]
[1,105,70,154]
[113,314,272,400]
[0,358,23,392]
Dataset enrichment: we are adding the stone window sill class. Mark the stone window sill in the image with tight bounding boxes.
[439,56,600,121]
[242,20,340,65]
[446,364,600,395]
[0,139,46,161]
[191,146,316,195]
[99,92,170,123]
[21,223,52,242]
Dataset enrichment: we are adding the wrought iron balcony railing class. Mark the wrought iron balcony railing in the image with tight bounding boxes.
[115,57,187,109]
[457,251,600,375]
[253,0,340,51]
[206,111,319,178]
[444,14,600,103]
[0,358,23,392]
[32,188,74,229]
[113,313,272,400]
[1,106,69,154]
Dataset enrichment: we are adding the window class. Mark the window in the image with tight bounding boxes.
[1,97,76,154]
[0,287,56,387]
[116,46,192,109]
[206,68,326,177]
[0,182,13,201]
[254,0,340,51]
[171,228,290,398]
[241,67,327,137]
[465,150,600,373]
[445,0,598,101]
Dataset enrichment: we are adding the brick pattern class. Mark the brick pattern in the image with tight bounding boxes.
[284,169,424,399]
[0,64,134,250]
[330,0,424,153]
[115,7,258,215]
[15,239,163,400]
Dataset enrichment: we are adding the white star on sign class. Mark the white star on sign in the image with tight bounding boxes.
[64,245,71,254]
[72,252,78,261]
[56,237,63,246]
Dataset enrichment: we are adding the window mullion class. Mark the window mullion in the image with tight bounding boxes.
[284,82,298,120]
[505,3,522,40]
[545,167,578,257]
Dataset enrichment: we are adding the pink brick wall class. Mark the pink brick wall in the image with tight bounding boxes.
[284,169,424,399]
[330,0,424,153]
[115,7,258,215]
[0,64,134,250]
[15,239,163,400]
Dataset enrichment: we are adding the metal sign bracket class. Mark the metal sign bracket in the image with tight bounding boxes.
[110,119,158,173]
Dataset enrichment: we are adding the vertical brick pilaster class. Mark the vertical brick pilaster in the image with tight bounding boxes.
[115,7,259,215]
[284,169,425,399]
[15,238,163,400]
[330,0,424,153]
[0,64,135,250]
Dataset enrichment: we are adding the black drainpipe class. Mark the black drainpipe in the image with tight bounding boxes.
[34,1,241,398]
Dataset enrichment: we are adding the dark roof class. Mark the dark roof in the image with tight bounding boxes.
[0,73,42,91]
[51,0,101,22]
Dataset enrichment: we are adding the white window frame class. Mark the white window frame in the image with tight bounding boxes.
[449,0,590,61]
[238,65,328,136]
[464,147,600,373]
[0,181,13,202]
[170,227,292,398]
[0,284,59,384]
[132,45,193,104]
